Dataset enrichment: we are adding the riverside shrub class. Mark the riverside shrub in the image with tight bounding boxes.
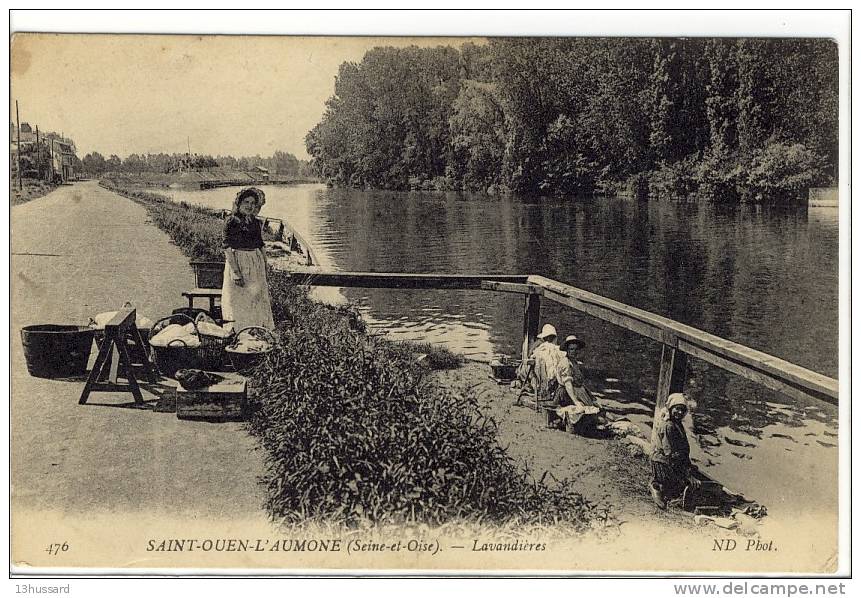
[746,140,826,201]
[400,341,464,370]
[647,157,698,199]
[249,270,603,528]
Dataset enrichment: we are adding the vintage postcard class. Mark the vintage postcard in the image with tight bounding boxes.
[8,15,848,577]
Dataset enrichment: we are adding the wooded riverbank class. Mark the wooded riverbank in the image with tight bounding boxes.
[307,39,837,203]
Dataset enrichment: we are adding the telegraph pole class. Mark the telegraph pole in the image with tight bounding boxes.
[35,125,40,179]
[15,100,22,190]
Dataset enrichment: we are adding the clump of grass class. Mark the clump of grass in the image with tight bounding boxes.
[394,341,464,370]
[246,270,604,529]
[10,178,59,206]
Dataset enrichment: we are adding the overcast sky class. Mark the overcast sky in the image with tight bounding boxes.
[11,34,475,160]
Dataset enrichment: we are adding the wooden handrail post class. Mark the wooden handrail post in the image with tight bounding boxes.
[522,293,540,364]
[651,344,688,446]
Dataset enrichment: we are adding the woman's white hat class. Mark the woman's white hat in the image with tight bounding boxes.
[537,324,557,339]
[562,334,586,350]
[666,393,688,410]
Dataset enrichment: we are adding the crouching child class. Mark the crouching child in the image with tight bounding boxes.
[650,392,701,509]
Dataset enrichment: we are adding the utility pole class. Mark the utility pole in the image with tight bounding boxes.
[15,100,22,190]
[35,125,40,179]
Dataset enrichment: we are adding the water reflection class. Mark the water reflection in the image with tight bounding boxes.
[166,184,838,515]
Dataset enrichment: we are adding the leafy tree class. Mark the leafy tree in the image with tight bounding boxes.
[123,153,146,173]
[735,39,772,158]
[448,81,507,191]
[106,154,122,172]
[82,151,107,175]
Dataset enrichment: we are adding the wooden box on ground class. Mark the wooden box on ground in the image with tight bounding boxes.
[544,406,561,428]
[176,372,247,421]
[152,382,179,413]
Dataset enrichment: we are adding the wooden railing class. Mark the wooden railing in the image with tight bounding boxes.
[287,267,838,413]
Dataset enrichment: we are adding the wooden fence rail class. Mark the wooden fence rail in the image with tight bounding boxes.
[287,267,838,412]
[527,275,838,407]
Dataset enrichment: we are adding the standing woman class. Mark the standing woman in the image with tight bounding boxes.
[222,187,274,332]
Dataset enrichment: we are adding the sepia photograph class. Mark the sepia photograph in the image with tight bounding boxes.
[8,10,849,579]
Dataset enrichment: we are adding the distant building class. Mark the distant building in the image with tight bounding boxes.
[10,123,78,182]
[252,165,270,182]
[49,138,76,182]
[10,122,40,179]
[10,121,36,145]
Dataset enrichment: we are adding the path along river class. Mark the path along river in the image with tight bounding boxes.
[166,183,839,536]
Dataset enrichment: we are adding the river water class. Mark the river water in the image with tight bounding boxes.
[166,183,839,526]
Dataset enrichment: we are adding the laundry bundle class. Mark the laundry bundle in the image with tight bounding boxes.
[556,404,601,427]
[89,304,153,331]
[225,326,276,372]
[195,319,233,339]
[149,322,201,348]
[228,336,272,354]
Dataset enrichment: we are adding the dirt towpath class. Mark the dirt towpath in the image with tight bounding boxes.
[11,182,269,563]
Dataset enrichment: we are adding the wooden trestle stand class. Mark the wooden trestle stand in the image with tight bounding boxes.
[79,308,155,405]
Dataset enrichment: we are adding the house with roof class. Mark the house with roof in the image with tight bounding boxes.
[11,123,78,182]
[251,165,271,182]
[43,132,77,182]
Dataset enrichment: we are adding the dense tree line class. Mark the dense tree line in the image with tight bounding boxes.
[80,150,313,178]
[306,38,838,202]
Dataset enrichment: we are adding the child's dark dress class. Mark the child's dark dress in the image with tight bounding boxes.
[650,418,692,500]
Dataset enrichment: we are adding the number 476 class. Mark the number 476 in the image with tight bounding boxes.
[46,542,68,555]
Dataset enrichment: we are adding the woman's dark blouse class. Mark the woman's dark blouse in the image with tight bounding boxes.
[223,215,264,250]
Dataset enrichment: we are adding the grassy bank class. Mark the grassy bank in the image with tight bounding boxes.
[110,179,608,531]
[10,178,59,206]
[257,274,606,528]
[100,181,281,262]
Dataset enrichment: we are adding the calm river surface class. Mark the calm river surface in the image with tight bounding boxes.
[167,183,839,523]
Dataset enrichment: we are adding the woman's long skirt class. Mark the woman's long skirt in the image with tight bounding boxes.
[651,460,689,500]
[222,248,274,333]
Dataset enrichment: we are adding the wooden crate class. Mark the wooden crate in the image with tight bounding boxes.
[176,372,247,421]
[490,359,520,381]
[189,261,225,289]
[544,406,562,428]
[153,385,178,413]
